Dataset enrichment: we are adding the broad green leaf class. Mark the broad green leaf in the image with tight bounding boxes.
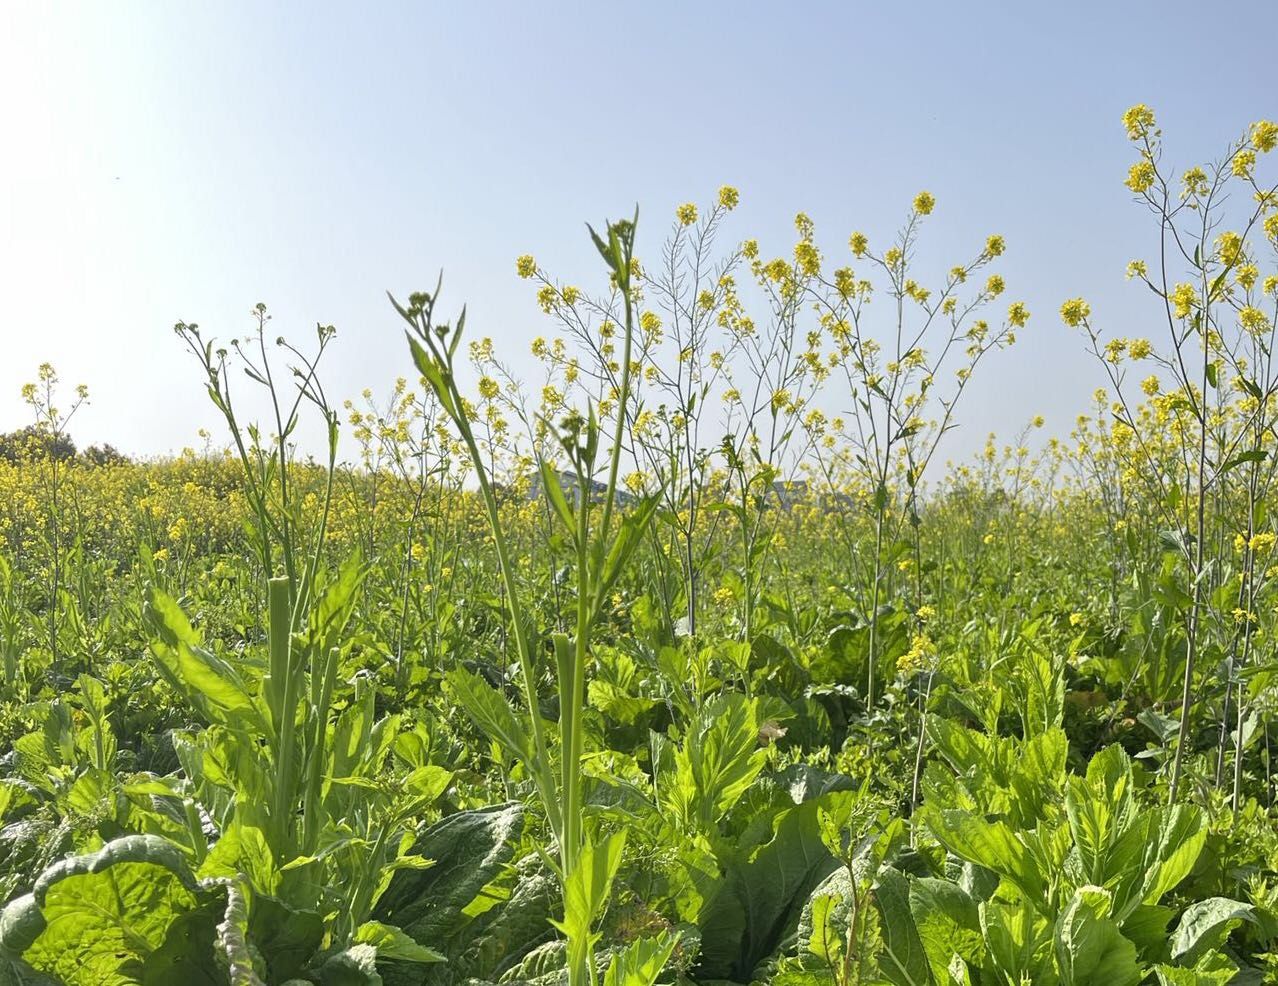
[909,877,985,981]
[550,831,627,972]
[980,898,1055,985]
[248,894,325,984]
[1169,897,1255,966]
[874,869,934,986]
[663,693,767,832]
[697,799,838,981]
[806,891,844,965]
[10,836,203,986]
[200,823,281,896]
[926,811,1045,907]
[1054,886,1142,986]
[1110,805,1205,920]
[374,803,524,957]
[1153,951,1238,985]
[317,943,382,986]
[353,921,444,963]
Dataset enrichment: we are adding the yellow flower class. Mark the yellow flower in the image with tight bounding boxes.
[1032,414,1045,428]
[983,532,995,545]
[1127,338,1152,360]
[898,632,936,676]
[516,255,536,278]
[1181,167,1209,199]
[1141,375,1160,396]
[1240,306,1269,334]
[1069,612,1085,627]
[913,191,936,216]
[1252,120,1278,153]
[849,232,868,257]
[1217,231,1243,267]
[1126,260,1147,280]
[986,235,1005,257]
[1059,297,1091,327]
[1233,149,1256,178]
[478,376,500,400]
[1125,160,1156,194]
[985,274,1005,297]
[676,202,698,226]
[794,241,821,277]
[764,258,791,283]
[1006,301,1029,328]
[1170,282,1197,319]
[718,185,740,210]
[1122,104,1156,141]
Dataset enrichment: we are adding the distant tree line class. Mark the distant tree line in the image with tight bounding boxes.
[0,425,128,466]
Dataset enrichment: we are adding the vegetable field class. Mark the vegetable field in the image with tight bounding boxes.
[3,109,1278,985]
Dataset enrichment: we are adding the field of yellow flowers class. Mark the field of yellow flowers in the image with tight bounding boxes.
[1,108,1278,985]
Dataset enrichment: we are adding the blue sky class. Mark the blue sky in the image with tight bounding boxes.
[2,1,1273,463]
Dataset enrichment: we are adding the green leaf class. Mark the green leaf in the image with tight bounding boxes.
[1054,886,1142,986]
[596,491,663,604]
[908,878,985,981]
[550,831,627,973]
[317,943,383,986]
[875,869,934,986]
[200,823,281,896]
[447,860,559,984]
[1110,805,1205,920]
[145,587,263,730]
[444,668,535,770]
[805,889,844,965]
[980,898,1054,985]
[926,811,1044,907]
[1221,449,1267,474]
[662,693,767,832]
[4,836,203,986]
[247,894,324,984]
[1153,951,1238,985]
[374,803,524,958]
[1169,897,1255,966]
[353,921,444,963]
[603,931,678,986]
[696,799,838,981]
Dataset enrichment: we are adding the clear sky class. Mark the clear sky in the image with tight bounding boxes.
[2,1,1273,464]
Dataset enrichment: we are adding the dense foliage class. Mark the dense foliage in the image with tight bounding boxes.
[2,108,1278,985]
